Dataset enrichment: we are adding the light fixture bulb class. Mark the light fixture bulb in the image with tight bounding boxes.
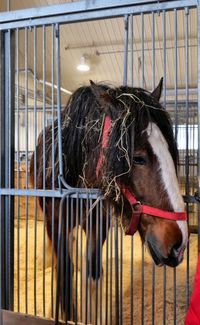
[77,56,90,72]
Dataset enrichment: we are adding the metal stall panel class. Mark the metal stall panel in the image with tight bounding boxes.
[0,1,199,325]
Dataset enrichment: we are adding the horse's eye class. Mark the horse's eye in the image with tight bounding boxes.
[133,156,146,165]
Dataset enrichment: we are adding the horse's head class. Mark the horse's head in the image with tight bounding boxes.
[90,79,188,268]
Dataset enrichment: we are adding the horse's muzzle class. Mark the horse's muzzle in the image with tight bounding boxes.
[147,240,183,268]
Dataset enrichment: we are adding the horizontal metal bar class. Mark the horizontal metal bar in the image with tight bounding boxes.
[0,0,197,30]
[0,188,102,199]
[0,188,196,205]
[0,0,196,25]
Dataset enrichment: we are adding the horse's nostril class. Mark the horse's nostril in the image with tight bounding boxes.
[172,240,182,253]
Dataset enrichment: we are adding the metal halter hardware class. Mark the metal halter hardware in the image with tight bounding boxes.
[96,115,187,236]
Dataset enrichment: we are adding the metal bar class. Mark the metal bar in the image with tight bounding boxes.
[95,201,99,325]
[130,236,134,325]
[123,14,129,86]
[4,28,15,311]
[42,24,46,318]
[130,14,134,87]
[24,26,29,314]
[120,226,123,325]
[55,194,69,325]
[163,266,166,325]
[0,0,196,24]
[51,23,55,319]
[70,198,74,320]
[141,243,144,325]
[99,200,103,325]
[114,216,119,325]
[79,198,83,320]
[85,195,89,325]
[141,13,144,88]
[0,188,101,198]
[105,203,109,325]
[0,1,197,30]
[33,25,37,317]
[185,7,190,310]
[89,198,92,323]
[0,31,6,310]
[109,206,113,325]
[174,9,178,140]
[65,197,69,324]
[15,27,20,313]
[151,12,155,324]
[163,10,166,106]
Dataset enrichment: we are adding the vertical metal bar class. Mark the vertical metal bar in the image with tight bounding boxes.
[75,195,79,324]
[114,216,119,325]
[65,197,69,324]
[141,13,144,88]
[89,198,93,323]
[185,7,190,310]
[1,30,15,310]
[141,243,144,325]
[163,10,166,106]
[109,205,113,325]
[163,10,168,323]
[42,24,46,318]
[99,200,103,325]
[174,9,178,140]
[70,198,74,319]
[51,23,55,319]
[123,14,129,86]
[130,236,134,325]
[95,202,99,325]
[130,15,134,87]
[24,26,29,314]
[33,25,37,317]
[55,196,66,325]
[7,28,15,311]
[80,198,83,320]
[151,11,155,325]
[55,23,63,185]
[120,226,123,325]
[16,27,20,313]
[0,30,6,311]
[152,12,155,90]
[173,9,178,324]
[85,195,89,325]
[105,203,109,325]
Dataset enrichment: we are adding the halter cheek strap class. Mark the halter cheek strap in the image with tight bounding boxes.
[96,115,187,236]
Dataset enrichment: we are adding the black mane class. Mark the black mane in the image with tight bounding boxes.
[34,83,178,199]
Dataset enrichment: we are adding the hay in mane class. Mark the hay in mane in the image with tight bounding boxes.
[33,83,178,202]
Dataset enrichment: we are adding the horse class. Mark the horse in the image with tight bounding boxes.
[30,79,188,323]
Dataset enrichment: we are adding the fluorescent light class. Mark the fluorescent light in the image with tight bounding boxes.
[38,80,72,95]
[77,56,90,72]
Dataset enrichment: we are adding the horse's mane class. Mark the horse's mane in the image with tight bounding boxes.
[34,83,178,200]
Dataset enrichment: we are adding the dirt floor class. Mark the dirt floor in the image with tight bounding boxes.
[13,204,198,325]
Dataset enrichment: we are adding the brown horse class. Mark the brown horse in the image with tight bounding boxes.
[30,79,188,323]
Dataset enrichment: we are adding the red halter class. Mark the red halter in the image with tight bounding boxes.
[96,115,187,236]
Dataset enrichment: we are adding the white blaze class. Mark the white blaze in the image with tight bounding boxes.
[147,123,188,251]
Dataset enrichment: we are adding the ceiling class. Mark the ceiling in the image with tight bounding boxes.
[0,0,198,105]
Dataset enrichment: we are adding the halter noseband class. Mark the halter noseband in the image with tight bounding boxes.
[96,115,187,236]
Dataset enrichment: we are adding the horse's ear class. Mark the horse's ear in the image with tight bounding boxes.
[90,80,112,109]
[151,77,163,102]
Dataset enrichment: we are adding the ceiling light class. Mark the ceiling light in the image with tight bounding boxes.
[77,56,90,72]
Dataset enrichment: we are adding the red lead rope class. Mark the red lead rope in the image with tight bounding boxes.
[96,115,187,235]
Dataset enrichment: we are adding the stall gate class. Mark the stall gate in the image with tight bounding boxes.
[0,0,200,324]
